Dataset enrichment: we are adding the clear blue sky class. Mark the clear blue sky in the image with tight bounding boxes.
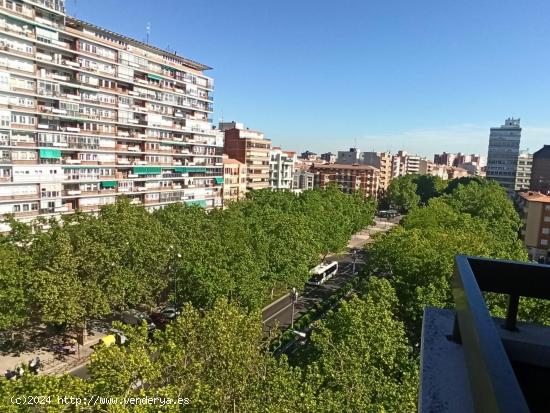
[66,0,550,158]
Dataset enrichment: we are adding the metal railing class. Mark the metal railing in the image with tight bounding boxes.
[451,255,550,413]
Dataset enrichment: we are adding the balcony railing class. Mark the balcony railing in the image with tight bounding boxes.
[420,255,550,413]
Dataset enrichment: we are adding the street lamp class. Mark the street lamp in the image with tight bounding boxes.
[290,287,298,329]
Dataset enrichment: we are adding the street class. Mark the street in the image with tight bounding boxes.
[261,216,399,332]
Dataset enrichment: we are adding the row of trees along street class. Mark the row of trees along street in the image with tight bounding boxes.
[3,177,550,412]
[0,186,376,331]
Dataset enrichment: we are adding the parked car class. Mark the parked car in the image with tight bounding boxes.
[120,309,156,332]
[160,306,181,320]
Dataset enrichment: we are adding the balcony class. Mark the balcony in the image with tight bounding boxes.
[419,256,550,413]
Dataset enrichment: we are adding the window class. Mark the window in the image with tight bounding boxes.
[543,228,550,235]
[541,239,548,246]
[545,205,550,212]
[544,216,550,223]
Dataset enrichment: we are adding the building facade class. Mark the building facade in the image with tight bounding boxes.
[320,152,336,164]
[336,147,361,164]
[0,0,222,231]
[529,145,550,194]
[222,155,246,205]
[486,118,522,194]
[310,163,379,198]
[221,121,271,190]
[514,151,532,191]
[392,150,420,177]
[517,191,550,262]
[433,152,456,167]
[293,169,314,193]
[269,147,296,190]
[362,151,393,191]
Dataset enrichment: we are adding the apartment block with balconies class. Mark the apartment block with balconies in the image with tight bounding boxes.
[220,121,271,191]
[269,147,296,190]
[0,0,222,229]
[310,163,380,199]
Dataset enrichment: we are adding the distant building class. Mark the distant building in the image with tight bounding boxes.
[269,148,296,190]
[433,152,457,167]
[221,122,271,191]
[393,150,420,176]
[336,147,361,164]
[310,163,379,198]
[293,170,314,193]
[300,151,318,161]
[320,152,336,164]
[529,145,550,194]
[362,151,393,191]
[515,151,533,191]
[517,191,550,262]
[486,118,522,194]
[222,156,247,205]
[419,159,435,175]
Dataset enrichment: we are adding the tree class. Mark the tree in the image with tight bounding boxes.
[0,245,30,330]
[413,174,447,205]
[384,176,420,213]
[304,278,418,412]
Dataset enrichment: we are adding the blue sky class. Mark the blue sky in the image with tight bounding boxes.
[66,0,550,158]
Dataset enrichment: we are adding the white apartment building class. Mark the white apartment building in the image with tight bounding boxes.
[269,147,296,190]
[0,0,222,230]
[515,151,533,191]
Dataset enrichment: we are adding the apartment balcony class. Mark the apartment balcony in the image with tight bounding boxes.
[419,256,550,413]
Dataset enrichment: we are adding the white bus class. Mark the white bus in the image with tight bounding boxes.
[307,261,338,285]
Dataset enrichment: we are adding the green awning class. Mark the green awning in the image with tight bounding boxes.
[214,177,224,184]
[173,167,207,173]
[39,148,61,159]
[161,65,176,72]
[133,166,161,175]
[100,181,117,188]
[185,199,207,208]
[147,74,162,81]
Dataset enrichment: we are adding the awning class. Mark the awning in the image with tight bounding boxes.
[39,148,61,159]
[185,199,207,208]
[147,74,163,81]
[100,181,117,188]
[173,167,207,173]
[133,166,161,175]
[214,177,223,185]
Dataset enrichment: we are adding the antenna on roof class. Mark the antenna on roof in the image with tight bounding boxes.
[146,22,151,44]
[73,0,77,17]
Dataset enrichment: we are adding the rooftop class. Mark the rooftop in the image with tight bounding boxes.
[311,163,378,171]
[518,192,550,204]
[66,17,212,72]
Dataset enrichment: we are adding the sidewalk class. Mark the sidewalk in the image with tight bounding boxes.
[0,326,107,377]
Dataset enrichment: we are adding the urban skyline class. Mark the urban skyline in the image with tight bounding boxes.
[65,0,550,158]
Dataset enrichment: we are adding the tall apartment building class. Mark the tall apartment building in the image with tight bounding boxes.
[0,0,222,230]
[517,191,550,263]
[515,151,532,191]
[222,155,246,205]
[269,147,296,190]
[310,163,379,199]
[530,145,550,194]
[362,151,393,191]
[221,121,271,190]
[486,118,522,194]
